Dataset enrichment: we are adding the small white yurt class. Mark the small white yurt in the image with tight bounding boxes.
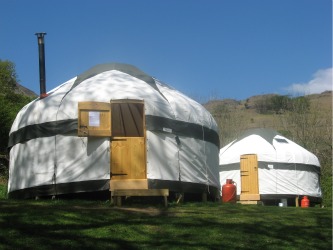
[8,63,220,199]
[219,128,322,204]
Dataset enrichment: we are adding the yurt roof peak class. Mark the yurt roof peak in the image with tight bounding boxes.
[235,128,281,146]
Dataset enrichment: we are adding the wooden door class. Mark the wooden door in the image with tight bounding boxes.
[111,137,146,179]
[110,100,147,190]
[240,154,260,201]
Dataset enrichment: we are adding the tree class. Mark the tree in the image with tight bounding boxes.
[270,95,292,114]
[0,60,32,155]
[0,60,34,179]
[0,60,17,94]
[253,96,273,114]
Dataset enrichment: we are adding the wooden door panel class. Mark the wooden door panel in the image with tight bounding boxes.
[240,154,259,195]
[110,100,146,192]
[111,139,129,179]
[111,137,146,180]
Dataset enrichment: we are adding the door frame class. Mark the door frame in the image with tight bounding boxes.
[109,99,148,191]
[239,154,260,201]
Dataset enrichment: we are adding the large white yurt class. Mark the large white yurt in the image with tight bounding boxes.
[8,63,220,199]
[219,128,322,204]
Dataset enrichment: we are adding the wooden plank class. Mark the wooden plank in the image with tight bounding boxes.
[164,196,168,207]
[130,138,146,179]
[79,101,110,110]
[295,196,299,207]
[111,99,144,104]
[202,193,207,202]
[116,196,122,206]
[238,200,262,205]
[110,179,148,191]
[239,194,260,201]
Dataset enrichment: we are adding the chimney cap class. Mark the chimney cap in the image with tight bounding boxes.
[35,32,47,37]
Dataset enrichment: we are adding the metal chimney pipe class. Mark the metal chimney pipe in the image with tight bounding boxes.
[35,32,48,98]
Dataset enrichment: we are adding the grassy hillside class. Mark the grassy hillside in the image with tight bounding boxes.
[203,91,332,140]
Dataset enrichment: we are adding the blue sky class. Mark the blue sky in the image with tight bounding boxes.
[1,0,332,101]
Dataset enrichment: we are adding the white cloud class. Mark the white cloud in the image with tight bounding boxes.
[285,68,332,95]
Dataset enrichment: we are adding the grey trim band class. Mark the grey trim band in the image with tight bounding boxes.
[146,115,219,148]
[8,119,77,147]
[148,179,219,196]
[8,179,219,199]
[219,161,321,172]
[8,116,219,148]
[73,63,156,89]
[68,63,167,101]
[259,194,322,202]
[8,179,110,199]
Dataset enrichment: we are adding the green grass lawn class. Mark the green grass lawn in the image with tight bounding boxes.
[0,182,331,250]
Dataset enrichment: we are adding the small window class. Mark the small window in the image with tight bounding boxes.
[275,138,288,143]
[78,102,111,137]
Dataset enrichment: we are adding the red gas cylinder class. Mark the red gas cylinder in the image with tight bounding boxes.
[222,179,237,203]
[301,196,310,208]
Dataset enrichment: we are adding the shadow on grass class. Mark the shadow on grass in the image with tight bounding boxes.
[0,200,331,249]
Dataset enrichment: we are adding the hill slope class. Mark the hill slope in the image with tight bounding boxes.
[15,83,37,97]
[203,91,332,146]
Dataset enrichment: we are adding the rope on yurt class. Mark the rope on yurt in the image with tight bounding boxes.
[175,136,181,182]
[52,82,87,197]
[202,124,210,194]
[293,151,299,198]
[52,86,73,197]
[53,112,60,197]
[274,143,278,195]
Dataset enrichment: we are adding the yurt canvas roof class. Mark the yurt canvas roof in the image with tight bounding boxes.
[8,63,220,199]
[220,128,320,166]
[219,128,321,199]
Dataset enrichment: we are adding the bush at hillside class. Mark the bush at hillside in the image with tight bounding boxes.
[0,60,34,177]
